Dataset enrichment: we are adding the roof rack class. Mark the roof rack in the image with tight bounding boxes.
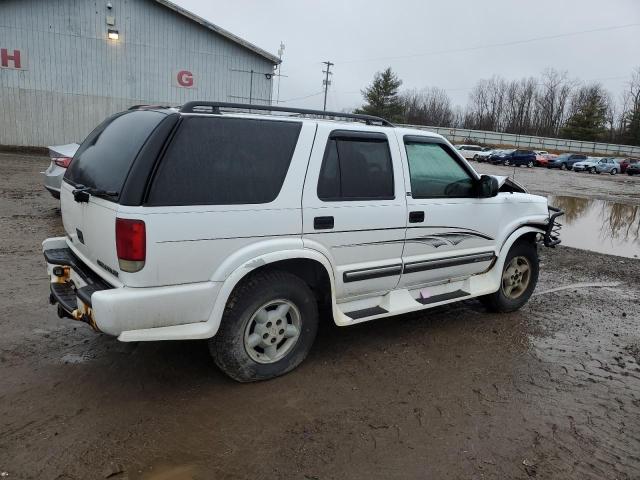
[128,104,173,110]
[179,101,394,127]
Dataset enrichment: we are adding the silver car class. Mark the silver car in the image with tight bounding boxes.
[42,143,79,198]
[593,157,621,175]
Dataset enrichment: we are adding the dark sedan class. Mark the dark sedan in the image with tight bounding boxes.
[502,149,536,167]
[627,159,640,176]
[547,153,587,170]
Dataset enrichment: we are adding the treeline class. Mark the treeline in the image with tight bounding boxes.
[356,67,640,147]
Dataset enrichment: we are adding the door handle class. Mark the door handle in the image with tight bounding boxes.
[409,211,425,223]
[314,216,334,230]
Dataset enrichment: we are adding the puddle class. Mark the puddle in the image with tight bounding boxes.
[547,195,640,259]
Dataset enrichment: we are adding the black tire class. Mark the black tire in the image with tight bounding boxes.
[527,161,534,168]
[479,240,539,313]
[209,270,319,382]
[610,168,617,175]
[589,167,596,174]
[560,163,567,170]
[504,160,510,166]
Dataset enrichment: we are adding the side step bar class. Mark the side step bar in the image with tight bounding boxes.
[417,289,469,305]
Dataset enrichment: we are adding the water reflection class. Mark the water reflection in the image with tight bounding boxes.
[547,196,640,258]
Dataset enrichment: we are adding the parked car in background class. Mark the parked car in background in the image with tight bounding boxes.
[535,152,556,167]
[502,149,537,167]
[488,149,514,164]
[617,157,636,173]
[626,159,640,176]
[547,153,587,170]
[572,157,602,173]
[42,143,79,198]
[455,144,488,160]
[473,149,495,162]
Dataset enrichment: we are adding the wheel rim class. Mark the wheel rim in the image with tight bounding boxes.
[561,163,566,170]
[611,169,617,175]
[528,161,533,167]
[244,299,302,364]
[501,256,531,299]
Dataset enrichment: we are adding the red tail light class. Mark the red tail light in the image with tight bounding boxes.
[115,218,146,272]
[53,156,72,168]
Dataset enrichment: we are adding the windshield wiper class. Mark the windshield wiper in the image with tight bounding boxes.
[72,185,118,202]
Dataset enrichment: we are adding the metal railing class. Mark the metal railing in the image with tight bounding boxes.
[400,125,640,157]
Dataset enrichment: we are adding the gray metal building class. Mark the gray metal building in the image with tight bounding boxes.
[0,0,279,147]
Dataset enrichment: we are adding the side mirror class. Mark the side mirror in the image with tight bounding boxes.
[478,175,499,198]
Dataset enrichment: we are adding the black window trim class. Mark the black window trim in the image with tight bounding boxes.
[402,134,481,200]
[317,129,396,202]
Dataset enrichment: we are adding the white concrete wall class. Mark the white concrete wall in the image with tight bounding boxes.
[0,0,276,146]
[406,125,640,157]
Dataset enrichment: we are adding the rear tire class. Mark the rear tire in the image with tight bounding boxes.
[560,163,567,170]
[610,168,617,175]
[209,270,319,382]
[527,161,534,168]
[504,160,510,166]
[480,240,539,313]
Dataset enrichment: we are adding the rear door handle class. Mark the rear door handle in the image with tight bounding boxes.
[314,216,334,230]
[409,211,425,223]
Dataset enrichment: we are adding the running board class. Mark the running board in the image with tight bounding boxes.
[416,289,469,305]
[344,306,388,320]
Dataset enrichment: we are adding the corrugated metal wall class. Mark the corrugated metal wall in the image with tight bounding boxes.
[0,0,275,146]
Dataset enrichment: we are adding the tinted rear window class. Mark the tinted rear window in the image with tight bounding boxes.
[147,117,301,206]
[64,110,165,196]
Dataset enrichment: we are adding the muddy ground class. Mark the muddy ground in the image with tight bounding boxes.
[1,153,639,480]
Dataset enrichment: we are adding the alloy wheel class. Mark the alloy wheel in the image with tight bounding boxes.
[501,256,532,299]
[243,299,302,364]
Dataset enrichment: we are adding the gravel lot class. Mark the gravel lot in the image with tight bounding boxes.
[1,153,639,480]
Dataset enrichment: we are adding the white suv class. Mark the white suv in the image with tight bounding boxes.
[43,102,563,382]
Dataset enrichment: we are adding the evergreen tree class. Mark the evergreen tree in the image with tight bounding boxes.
[560,84,609,141]
[356,67,404,122]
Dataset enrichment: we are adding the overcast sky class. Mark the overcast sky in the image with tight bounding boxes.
[175,0,640,112]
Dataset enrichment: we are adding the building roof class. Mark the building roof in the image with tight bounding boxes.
[154,0,280,65]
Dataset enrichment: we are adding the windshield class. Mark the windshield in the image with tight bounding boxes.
[555,153,571,160]
[64,110,166,198]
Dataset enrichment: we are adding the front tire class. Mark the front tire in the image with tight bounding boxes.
[560,163,567,170]
[209,270,319,382]
[480,240,539,313]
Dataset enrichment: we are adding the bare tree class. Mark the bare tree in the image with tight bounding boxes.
[401,87,455,127]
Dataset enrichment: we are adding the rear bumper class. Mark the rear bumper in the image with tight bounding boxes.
[43,237,221,338]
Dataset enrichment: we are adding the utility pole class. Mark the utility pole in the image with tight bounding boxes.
[276,42,285,104]
[322,61,334,112]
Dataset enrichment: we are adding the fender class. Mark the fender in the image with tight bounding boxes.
[482,225,545,290]
[205,248,338,337]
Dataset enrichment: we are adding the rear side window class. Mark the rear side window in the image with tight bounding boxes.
[317,133,394,201]
[147,117,301,206]
[65,110,166,197]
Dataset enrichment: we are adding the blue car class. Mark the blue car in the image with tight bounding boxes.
[494,149,536,167]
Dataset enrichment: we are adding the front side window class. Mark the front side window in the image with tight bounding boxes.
[147,117,301,206]
[317,133,394,201]
[404,140,475,198]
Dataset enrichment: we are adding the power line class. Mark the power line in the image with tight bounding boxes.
[279,90,325,103]
[336,23,640,65]
[322,61,334,111]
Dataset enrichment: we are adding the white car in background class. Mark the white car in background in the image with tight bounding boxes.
[42,143,79,198]
[454,144,488,160]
